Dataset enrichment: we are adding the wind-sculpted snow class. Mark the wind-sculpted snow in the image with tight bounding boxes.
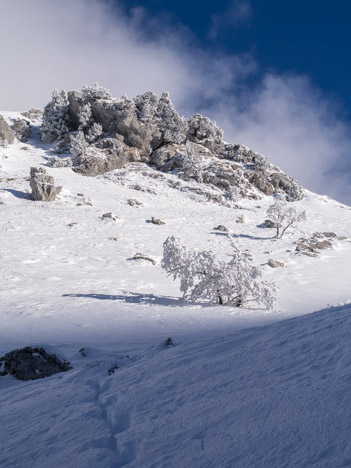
[40,84,303,201]
[1,305,351,467]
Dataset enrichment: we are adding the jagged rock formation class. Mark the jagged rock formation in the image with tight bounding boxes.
[30,167,62,201]
[0,347,72,380]
[0,115,15,145]
[12,119,31,142]
[40,84,303,201]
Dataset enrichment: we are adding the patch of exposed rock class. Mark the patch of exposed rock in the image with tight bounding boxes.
[268,259,285,268]
[0,115,15,144]
[0,347,72,381]
[12,119,31,142]
[30,167,62,201]
[295,232,339,256]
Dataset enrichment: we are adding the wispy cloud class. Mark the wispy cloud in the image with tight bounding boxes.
[209,0,252,39]
[1,0,351,203]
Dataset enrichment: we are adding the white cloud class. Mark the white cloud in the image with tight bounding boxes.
[1,0,351,203]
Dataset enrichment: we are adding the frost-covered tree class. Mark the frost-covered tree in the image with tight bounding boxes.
[267,198,307,238]
[86,122,103,143]
[40,90,69,143]
[70,131,88,158]
[162,236,276,308]
[78,102,93,130]
[134,91,158,122]
[81,83,112,100]
[156,92,187,144]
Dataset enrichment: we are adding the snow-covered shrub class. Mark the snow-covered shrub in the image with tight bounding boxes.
[0,138,8,149]
[86,122,103,143]
[156,92,187,144]
[70,131,88,158]
[78,102,93,130]
[40,90,69,143]
[162,236,276,308]
[81,83,112,100]
[267,198,307,238]
[134,91,158,122]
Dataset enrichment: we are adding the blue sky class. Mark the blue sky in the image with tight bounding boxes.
[123,0,351,116]
[2,0,351,203]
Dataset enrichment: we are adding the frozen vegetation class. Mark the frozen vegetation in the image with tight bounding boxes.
[0,87,351,467]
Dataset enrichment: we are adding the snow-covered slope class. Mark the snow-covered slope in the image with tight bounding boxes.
[1,112,351,467]
[2,304,351,467]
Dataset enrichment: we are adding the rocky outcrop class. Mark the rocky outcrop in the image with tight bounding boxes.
[41,85,304,201]
[0,115,15,144]
[12,119,31,142]
[0,346,72,381]
[30,167,62,201]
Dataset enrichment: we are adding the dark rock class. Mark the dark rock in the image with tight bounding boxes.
[151,217,165,225]
[0,347,71,381]
[79,348,87,357]
[262,219,280,229]
[102,212,119,221]
[162,337,174,348]
[30,167,62,202]
[129,253,156,265]
[214,225,229,233]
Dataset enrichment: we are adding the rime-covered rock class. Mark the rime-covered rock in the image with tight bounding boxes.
[30,167,62,201]
[12,119,31,142]
[188,113,224,154]
[40,85,304,201]
[0,347,72,381]
[0,115,15,144]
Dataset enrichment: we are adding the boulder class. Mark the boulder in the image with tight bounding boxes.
[73,151,128,177]
[30,167,62,201]
[214,225,229,233]
[12,119,31,142]
[268,259,285,268]
[150,144,184,169]
[0,115,15,144]
[263,219,280,229]
[0,346,72,381]
[151,217,165,225]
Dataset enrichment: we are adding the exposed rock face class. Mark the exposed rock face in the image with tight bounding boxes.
[30,167,62,201]
[0,347,72,381]
[0,115,15,144]
[41,84,304,201]
[12,119,31,142]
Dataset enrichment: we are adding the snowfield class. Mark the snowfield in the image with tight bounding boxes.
[1,113,351,467]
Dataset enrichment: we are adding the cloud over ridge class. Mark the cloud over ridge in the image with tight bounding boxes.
[1,0,351,203]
